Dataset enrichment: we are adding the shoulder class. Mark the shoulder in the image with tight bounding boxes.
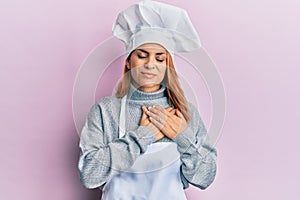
[93,95,123,111]
[96,95,120,106]
[88,95,121,117]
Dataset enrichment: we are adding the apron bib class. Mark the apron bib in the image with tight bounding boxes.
[101,96,186,200]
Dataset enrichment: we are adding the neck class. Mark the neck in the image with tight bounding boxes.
[132,82,161,93]
[127,83,166,100]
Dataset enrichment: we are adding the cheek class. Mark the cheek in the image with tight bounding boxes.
[130,58,144,68]
[158,67,167,79]
[130,67,142,81]
[130,68,138,78]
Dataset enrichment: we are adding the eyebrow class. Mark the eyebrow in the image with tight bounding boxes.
[136,49,166,55]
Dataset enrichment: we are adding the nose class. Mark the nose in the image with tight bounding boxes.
[144,63,154,69]
[144,56,155,69]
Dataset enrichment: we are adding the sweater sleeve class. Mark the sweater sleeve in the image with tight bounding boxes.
[78,102,155,189]
[173,103,217,190]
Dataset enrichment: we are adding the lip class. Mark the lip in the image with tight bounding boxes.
[141,72,156,78]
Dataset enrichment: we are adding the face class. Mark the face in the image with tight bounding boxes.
[126,43,167,92]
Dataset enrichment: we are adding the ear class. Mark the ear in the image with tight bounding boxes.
[126,60,131,69]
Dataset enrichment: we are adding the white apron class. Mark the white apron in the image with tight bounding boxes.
[101,96,187,200]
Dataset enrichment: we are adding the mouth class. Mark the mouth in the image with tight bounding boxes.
[141,72,156,78]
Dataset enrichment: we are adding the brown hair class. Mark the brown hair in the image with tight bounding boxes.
[115,51,191,121]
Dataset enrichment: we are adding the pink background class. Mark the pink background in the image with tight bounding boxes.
[1,0,299,199]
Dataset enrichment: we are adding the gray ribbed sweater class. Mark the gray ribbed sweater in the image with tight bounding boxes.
[78,84,217,190]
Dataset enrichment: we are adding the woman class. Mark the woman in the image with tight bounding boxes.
[78,1,217,199]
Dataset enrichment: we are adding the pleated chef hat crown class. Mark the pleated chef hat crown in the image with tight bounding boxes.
[112,0,201,57]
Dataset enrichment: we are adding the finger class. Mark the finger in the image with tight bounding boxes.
[155,131,165,141]
[148,106,164,115]
[147,111,165,125]
[149,116,164,130]
[165,107,173,112]
[154,118,177,139]
[175,109,183,118]
[153,106,166,114]
[142,105,149,115]
[168,108,176,116]
[142,105,149,112]
[148,106,166,118]
[174,109,187,130]
[149,107,169,122]
[165,107,176,116]
[140,106,149,123]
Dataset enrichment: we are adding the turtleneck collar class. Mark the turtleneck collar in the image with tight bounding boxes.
[127,83,167,101]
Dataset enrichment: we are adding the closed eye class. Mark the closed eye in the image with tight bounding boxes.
[156,58,164,62]
[138,55,147,59]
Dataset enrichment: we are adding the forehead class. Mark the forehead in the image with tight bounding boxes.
[136,43,166,53]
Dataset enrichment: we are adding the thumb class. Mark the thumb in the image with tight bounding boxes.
[141,106,148,120]
[175,109,183,118]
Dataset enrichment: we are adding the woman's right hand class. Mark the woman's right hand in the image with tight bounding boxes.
[140,106,164,141]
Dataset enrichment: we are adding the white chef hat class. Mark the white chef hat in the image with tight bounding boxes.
[112,0,201,58]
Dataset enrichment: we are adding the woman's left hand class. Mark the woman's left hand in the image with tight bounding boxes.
[146,106,188,140]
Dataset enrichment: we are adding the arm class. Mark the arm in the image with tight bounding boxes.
[173,103,217,189]
[78,101,155,189]
[146,104,217,189]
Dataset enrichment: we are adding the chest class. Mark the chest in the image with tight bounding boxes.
[125,98,170,131]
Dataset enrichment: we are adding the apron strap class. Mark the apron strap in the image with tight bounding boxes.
[119,95,127,138]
